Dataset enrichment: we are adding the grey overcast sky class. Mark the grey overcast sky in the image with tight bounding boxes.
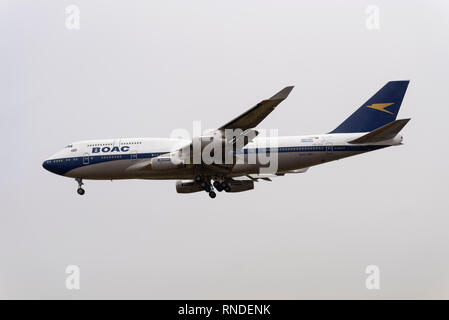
[1,0,449,299]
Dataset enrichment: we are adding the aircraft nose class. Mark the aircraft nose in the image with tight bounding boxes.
[42,159,53,172]
[42,157,71,176]
[42,158,63,175]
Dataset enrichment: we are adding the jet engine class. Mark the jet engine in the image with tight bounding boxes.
[176,180,203,194]
[225,179,254,193]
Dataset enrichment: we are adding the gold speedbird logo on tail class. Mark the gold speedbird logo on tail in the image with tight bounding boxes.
[365,103,395,114]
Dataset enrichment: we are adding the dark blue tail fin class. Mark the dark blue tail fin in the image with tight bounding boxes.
[330,81,409,133]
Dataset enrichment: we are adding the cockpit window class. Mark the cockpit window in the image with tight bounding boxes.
[65,144,73,148]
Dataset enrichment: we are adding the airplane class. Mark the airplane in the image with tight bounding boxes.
[42,81,410,198]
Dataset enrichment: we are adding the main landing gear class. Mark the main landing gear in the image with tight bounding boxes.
[76,178,85,195]
[195,175,217,199]
[213,180,230,193]
[195,176,231,198]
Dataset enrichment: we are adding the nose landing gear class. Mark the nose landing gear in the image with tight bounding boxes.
[75,178,85,195]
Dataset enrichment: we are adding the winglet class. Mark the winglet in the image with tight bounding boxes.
[269,86,294,101]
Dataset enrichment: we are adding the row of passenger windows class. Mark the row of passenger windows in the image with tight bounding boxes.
[83,143,325,150]
[279,146,325,151]
[246,146,327,153]
[87,143,113,147]
[87,142,142,147]
[100,155,123,160]
[48,159,64,163]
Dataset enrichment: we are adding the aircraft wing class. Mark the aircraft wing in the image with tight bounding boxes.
[218,86,294,131]
[157,86,295,173]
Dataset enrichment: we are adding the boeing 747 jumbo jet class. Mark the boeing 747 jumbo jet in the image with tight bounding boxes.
[43,81,410,198]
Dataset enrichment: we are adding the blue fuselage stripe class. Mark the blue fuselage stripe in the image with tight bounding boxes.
[43,145,388,176]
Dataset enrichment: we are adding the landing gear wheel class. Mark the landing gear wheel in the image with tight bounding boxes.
[209,191,216,199]
[75,178,85,195]
[213,181,223,192]
[221,181,231,192]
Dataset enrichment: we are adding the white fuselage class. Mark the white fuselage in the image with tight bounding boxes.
[42,133,403,180]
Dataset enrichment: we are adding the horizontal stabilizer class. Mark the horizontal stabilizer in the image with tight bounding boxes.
[348,118,410,144]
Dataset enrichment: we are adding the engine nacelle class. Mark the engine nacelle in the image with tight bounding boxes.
[226,180,254,193]
[151,153,185,170]
[176,180,203,194]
